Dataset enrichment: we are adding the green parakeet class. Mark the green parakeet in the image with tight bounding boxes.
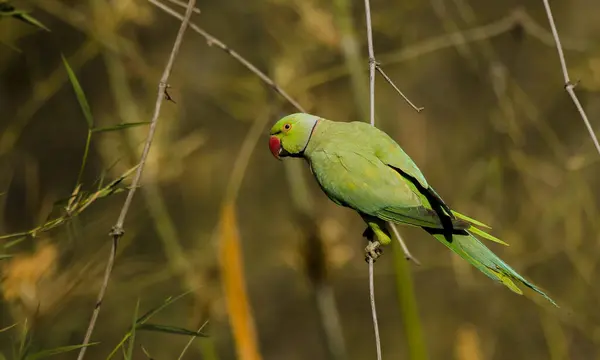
[268,112,556,306]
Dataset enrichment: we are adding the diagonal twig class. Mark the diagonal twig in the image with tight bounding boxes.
[362,1,422,116]
[177,320,210,360]
[164,0,201,14]
[541,0,600,155]
[147,0,306,113]
[75,1,197,359]
[390,223,420,265]
[375,66,424,113]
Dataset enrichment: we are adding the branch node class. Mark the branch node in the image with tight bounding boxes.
[163,84,176,103]
[564,80,579,90]
[542,0,600,155]
[109,226,124,238]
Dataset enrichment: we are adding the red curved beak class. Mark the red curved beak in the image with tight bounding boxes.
[269,136,282,160]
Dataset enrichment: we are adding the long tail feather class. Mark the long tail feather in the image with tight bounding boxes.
[451,210,492,229]
[426,229,558,307]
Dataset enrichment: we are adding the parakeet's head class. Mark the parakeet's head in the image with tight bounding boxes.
[268,113,320,159]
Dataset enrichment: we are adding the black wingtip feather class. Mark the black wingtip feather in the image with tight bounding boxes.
[388,165,456,243]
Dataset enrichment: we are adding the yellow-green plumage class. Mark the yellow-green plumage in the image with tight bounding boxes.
[269,113,557,306]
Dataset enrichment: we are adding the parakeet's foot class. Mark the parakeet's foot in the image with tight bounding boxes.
[364,240,383,262]
[362,227,375,241]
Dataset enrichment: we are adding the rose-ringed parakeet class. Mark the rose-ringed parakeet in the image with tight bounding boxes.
[268,112,557,306]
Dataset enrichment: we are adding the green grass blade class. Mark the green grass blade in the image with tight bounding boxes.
[61,54,94,128]
[136,324,208,337]
[13,12,50,31]
[106,335,130,360]
[392,239,428,360]
[91,122,151,133]
[107,292,191,360]
[0,3,49,31]
[75,130,92,187]
[0,40,21,52]
[0,232,29,241]
[126,299,140,360]
[18,319,29,360]
[25,343,99,360]
[136,291,191,325]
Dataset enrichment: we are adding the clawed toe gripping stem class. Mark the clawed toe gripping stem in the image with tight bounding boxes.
[363,227,383,262]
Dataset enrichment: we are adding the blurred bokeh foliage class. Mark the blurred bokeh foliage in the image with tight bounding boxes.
[1,0,600,359]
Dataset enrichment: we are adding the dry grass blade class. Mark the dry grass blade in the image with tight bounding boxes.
[219,204,263,360]
[75,0,197,358]
[541,0,600,156]
[177,320,210,360]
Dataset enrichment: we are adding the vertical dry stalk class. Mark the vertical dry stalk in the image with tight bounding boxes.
[363,0,376,127]
[75,1,197,359]
[362,0,382,358]
[362,0,425,358]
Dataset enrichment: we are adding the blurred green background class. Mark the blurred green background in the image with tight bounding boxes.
[1,0,600,359]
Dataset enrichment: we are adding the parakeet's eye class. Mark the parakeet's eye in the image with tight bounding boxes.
[283,123,292,131]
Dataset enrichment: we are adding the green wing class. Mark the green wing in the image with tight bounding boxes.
[363,124,459,238]
[359,123,507,245]
[342,122,508,245]
[309,145,465,230]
